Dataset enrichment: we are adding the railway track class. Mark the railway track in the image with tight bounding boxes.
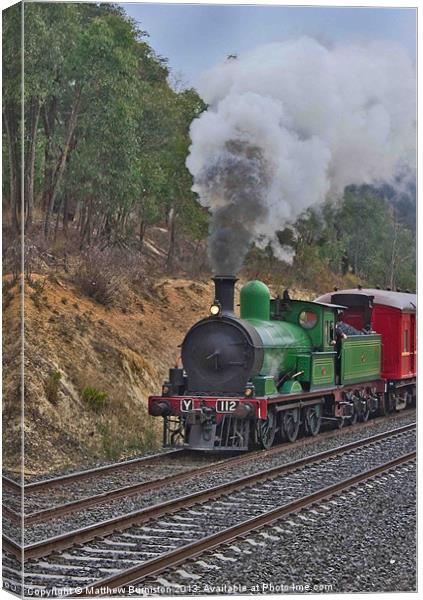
[2,423,416,596]
[2,411,416,528]
[2,447,188,494]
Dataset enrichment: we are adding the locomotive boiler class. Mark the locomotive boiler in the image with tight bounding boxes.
[181,276,313,397]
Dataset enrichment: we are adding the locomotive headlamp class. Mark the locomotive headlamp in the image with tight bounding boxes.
[244,384,255,397]
[210,302,221,316]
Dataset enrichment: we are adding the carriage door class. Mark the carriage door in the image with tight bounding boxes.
[410,313,416,373]
[402,315,413,376]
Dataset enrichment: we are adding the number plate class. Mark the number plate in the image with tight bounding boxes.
[180,399,193,412]
[216,400,238,413]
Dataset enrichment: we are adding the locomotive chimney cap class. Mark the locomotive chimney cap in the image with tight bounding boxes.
[212,274,238,281]
[212,275,237,315]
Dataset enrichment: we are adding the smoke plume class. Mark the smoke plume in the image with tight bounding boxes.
[186,37,416,275]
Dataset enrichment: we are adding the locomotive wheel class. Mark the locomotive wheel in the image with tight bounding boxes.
[349,403,358,426]
[356,391,370,422]
[257,409,277,449]
[359,403,370,422]
[336,416,345,429]
[304,404,321,437]
[281,408,300,443]
[348,402,358,425]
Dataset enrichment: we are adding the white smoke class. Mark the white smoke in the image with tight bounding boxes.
[186,37,416,275]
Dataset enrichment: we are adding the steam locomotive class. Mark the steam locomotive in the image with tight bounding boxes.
[148,276,416,451]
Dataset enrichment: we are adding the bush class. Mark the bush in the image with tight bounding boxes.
[97,424,121,460]
[72,245,149,306]
[82,386,109,412]
[76,266,120,306]
[74,249,124,306]
[45,370,62,404]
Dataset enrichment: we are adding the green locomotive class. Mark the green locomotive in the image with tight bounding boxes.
[149,277,383,450]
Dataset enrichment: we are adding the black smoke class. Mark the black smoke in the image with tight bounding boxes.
[197,140,269,275]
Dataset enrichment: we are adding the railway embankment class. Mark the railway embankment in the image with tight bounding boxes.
[3,274,213,475]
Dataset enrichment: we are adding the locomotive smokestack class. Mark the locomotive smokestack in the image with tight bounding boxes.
[212,276,237,315]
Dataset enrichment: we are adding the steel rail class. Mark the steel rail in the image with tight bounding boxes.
[80,451,415,595]
[3,419,416,527]
[3,423,415,561]
[2,475,21,493]
[21,448,186,492]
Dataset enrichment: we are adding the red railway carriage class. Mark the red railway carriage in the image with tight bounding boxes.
[316,288,416,409]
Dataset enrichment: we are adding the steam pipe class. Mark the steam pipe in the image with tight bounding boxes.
[212,275,237,315]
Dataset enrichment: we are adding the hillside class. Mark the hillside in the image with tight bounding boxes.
[4,274,210,475]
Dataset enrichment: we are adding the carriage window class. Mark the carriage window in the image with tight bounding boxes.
[299,310,318,329]
[403,330,409,352]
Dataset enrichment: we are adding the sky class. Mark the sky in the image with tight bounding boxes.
[122,3,416,86]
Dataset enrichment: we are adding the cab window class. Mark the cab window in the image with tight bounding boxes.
[299,310,318,329]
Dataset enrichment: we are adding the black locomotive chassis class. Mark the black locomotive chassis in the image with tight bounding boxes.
[148,378,389,423]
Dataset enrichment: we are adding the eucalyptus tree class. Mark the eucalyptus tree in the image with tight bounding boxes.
[3,2,22,232]
[64,9,141,246]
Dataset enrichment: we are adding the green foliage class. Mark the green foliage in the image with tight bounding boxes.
[3,1,206,256]
[82,386,109,412]
[45,370,62,405]
[275,189,415,292]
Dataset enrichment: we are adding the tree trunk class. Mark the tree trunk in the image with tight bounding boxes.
[24,96,41,230]
[166,207,177,269]
[3,105,21,232]
[53,197,63,240]
[62,194,69,236]
[40,97,57,217]
[79,198,93,249]
[44,86,81,238]
[190,240,200,273]
[139,218,147,251]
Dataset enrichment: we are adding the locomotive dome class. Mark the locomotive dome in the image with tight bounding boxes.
[240,280,270,321]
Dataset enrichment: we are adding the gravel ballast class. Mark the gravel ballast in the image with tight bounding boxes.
[1,413,415,545]
[141,460,416,594]
[2,427,415,597]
